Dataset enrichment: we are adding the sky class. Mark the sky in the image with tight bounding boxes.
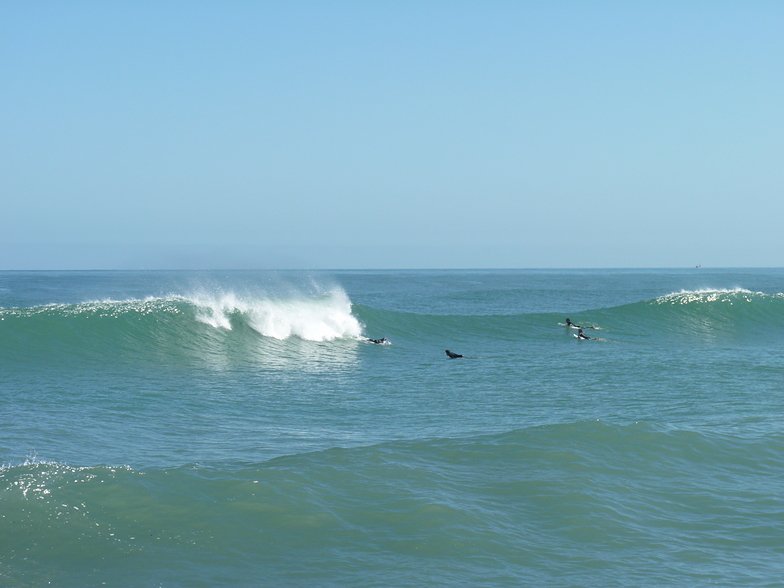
[1,1,783,270]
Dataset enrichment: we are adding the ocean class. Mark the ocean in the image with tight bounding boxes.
[1,268,782,587]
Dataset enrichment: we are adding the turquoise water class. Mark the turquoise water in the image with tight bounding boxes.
[1,269,783,587]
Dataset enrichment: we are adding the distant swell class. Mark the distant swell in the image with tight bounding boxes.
[3,287,784,366]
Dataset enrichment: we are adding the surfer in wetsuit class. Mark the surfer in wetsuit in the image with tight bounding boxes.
[445,350,463,359]
[576,328,593,340]
[566,318,595,329]
[368,338,388,344]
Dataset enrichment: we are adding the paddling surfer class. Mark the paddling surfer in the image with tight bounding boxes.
[576,328,595,340]
[566,318,595,329]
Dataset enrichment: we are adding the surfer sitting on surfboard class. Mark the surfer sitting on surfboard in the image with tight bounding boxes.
[445,350,463,359]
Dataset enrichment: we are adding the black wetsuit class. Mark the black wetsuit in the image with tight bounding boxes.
[445,350,463,359]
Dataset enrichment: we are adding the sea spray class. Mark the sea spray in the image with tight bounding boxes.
[189,287,363,341]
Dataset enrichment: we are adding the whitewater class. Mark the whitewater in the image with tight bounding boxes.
[2,268,783,587]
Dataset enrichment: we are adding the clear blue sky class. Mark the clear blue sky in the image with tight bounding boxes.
[2,1,782,269]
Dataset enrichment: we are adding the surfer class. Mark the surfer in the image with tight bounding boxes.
[367,337,389,345]
[566,318,596,330]
[445,350,463,359]
[576,328,595,340]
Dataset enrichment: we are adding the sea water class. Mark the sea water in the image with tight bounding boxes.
[1,269,782,587]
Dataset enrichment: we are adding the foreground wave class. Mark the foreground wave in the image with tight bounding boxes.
[2,421,782,587]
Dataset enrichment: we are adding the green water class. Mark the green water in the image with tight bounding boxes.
[2,269,783,587]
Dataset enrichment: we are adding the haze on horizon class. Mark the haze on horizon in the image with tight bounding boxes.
[2,1,782,270]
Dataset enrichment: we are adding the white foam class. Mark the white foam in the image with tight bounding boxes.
[671,287,754,295]
[657,288,759,305]
[189,287,363,342]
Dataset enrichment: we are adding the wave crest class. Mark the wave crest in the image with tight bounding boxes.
[189,287,363,342]
[654,288,771,305]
